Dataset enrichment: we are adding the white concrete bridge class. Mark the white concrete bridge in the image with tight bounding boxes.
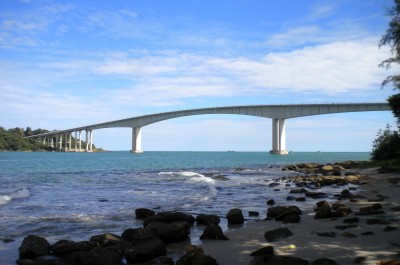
[26,102,391,154]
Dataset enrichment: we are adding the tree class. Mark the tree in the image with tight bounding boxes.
[372,124,400,160]
[380,0,400,123]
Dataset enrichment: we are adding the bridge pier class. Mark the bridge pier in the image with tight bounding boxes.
[131,127,143,153]
[270,118,288,155]
[85,129,93,152]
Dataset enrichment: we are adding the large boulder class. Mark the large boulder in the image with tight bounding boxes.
[51,240,99,257]
[90,233,132,254]
[200,224,229,240]
[176,253,219,265]
[122,228,167,264]
[250,246,274,256]
[264,227,293,242]
[226,208,244,225]
[143,212,195,226]
[62,247,123,265]
[16,256,61,265]
[136,208,156,219]
[145,221,191,243]
[19,235,50,259]
[196,214,220,225]
[315,204,332,219]
[250,255,309,265]
[267,206,302,220]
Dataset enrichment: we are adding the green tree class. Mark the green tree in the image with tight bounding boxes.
[372,124,400,160]
[380,0,400,123]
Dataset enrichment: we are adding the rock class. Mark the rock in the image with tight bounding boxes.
[142,256,175,265]
[343,217,359,223]
[335,225,358,230]
[290,188,308,194]
[250,255,309,265]
[341,232,357,238]
[377,260,400,265]
[311,258,339,265]
[339,189,353,199]
[267,206,302,219]
[226,208,244,225]
[250,246,274,256]
[296,197,306,202]
[331,204,352,217]
[357,203,384,215]
[321,165,334,172]
[249,211,260,217]
[123,231,167,264]
[306,191,327,199]
[200,224,229,240]
[176,253,219,265]
[183,245,204,256]
[264,227,293,242]
[90,233,132,253]
[315,205,332,219]
[267,199,276,205]
[121,227,167,263]
[145,221,191,243]
[276,213,301,223]
[136,208,156,219]
[366,219,391,225]
[269,182,280,188]
[62,247,123,265]
[196,214,220,225]
[17,256,61,265]
[361,231,374,236]
[287,196,296,201]
[316,232,336,237]
[384,226,398,232]
[19,235,50,259]
[354,256,367,264]
[51,240,99,257]
[316,201,330,207]
[143,211,195,226]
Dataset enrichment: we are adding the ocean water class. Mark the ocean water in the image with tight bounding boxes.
[0,151,370,264]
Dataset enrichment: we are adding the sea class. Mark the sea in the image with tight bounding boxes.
[0,151,371,264]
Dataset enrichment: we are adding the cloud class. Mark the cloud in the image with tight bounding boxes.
[308,1,337,20]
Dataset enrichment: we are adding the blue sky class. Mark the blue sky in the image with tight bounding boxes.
[0,0,398,151]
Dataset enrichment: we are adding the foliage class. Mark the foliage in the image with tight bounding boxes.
[0,126,102,152]
[379,0,400,89]
[371,124,400,160]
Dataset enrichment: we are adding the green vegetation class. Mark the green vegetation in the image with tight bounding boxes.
[0,126,102,152]
[372,0,400,167]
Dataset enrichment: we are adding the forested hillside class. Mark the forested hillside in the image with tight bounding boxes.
[0,127,102,152]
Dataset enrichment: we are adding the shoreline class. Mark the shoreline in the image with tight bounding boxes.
[3,162,400,265]
[200,167,400,265]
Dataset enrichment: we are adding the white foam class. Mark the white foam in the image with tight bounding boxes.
[0,188,31,205]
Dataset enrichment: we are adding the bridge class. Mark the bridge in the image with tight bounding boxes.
[26,102,391,154]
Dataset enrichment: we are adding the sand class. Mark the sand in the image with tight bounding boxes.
[200,168,400,265]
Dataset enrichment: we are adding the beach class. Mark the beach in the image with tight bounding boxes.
[201,167,400,265]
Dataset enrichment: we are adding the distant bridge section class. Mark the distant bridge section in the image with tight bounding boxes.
[26,102,391,154]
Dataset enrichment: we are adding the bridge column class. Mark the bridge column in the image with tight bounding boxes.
[89,129,93,152]
[85,129,93,152]
[78,130,82,152]
[131,127,143,153]
[270,119,288,155]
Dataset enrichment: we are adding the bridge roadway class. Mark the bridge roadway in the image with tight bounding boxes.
[26,102,391,154]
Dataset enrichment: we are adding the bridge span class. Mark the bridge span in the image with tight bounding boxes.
[26,102,391,154]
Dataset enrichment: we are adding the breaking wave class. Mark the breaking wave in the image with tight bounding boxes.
[0,188,31,205]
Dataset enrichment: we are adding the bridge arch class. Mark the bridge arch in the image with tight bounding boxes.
[26,103,391,154]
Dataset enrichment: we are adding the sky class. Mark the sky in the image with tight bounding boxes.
[0,0,398,152]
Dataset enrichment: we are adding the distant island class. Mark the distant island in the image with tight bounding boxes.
[0,126,103,152]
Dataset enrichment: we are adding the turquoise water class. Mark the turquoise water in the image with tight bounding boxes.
[0,151,370,264]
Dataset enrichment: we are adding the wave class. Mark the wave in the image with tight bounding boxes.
[0,187,31,205]
[159,171,216,184]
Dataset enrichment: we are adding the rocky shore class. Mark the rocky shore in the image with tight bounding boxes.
[14,162,400,265]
